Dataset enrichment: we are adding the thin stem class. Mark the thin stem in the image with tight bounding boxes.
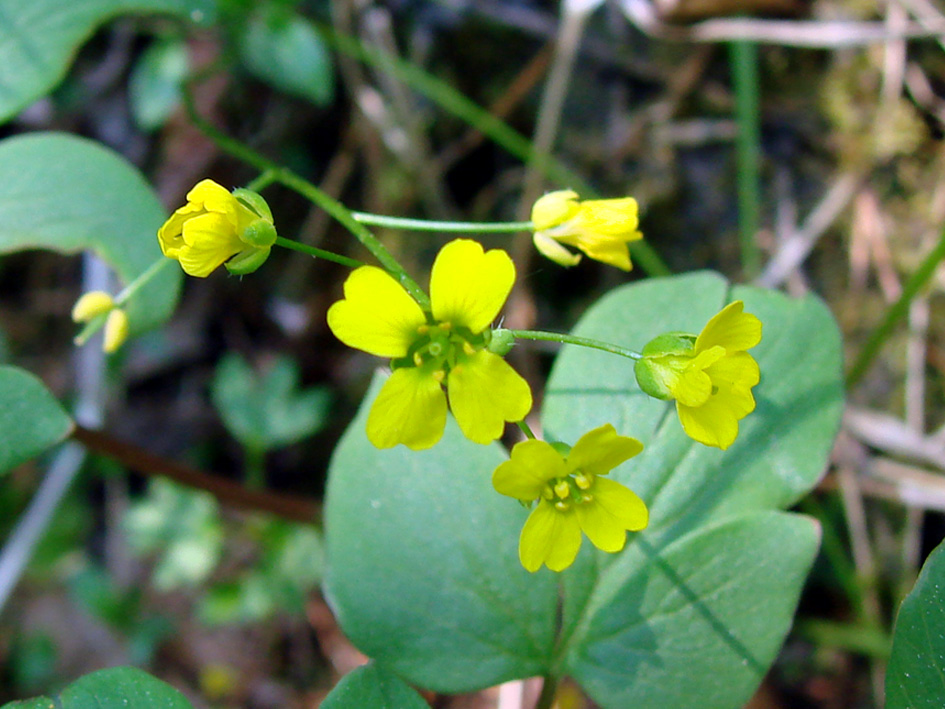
[730,39,762,279]
[516,420,537,439]
[114,258,172,307]
[181,81,431,310]
[351,211,533,234]
[511,329,642,361]
[535,674,559,709]
[846,226,945,387]
[274,237,364,268]
[245,169,278,192]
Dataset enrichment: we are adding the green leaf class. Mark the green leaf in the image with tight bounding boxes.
[321,662,429,709]
[211,353,331,452]
[1,666,193,708]
[563,511,819,708]
[239,8,334,106]
[0,366,72,475]
[129,37,189,132]
[0,0,212,124]
[0,133,181,334]
[324,374,559,693]
[886,539,945,708]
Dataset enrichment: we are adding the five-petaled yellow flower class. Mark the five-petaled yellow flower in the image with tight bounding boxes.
[493,424,648,572]
[158,179,277,278]
[530,190,642,271]
[328,239,532,450]
[634,301,762,450]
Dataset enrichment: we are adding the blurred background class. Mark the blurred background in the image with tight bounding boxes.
[2,0,945,706]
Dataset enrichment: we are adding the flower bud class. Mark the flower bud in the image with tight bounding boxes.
[71,291,115,322]
[634,333,696,401]
[487,328,516,356]
[103,309,129,353]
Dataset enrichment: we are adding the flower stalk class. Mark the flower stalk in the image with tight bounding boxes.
[351,211,533,234]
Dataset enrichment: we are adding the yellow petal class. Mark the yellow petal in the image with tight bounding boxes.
[590,477,648,531]
[706,351,760,390]
[575,198,640,235]
[533,232,582,267]
[677,396,741,450]
[696,301,762,353]
[430,239,515,334]
[566,424,643,477]
[71,291,114,322]
[493,439,567,501]
[447,350,532,444]
[531,190,580,230]
[327,266,427,358]
[187,179,236,214]
[366,368,447,450]
[157,210,191,257]
[519,501,582,572]
[103,309,129,354]
[566,232,634,271]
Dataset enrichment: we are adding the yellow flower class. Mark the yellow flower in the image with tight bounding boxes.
[634,301,762,450]
[493,424,648,572]
[328,239,532,450]
[530,190,642,271]
[158,179,276,277]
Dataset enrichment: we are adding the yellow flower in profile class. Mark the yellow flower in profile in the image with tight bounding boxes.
[158,179,277,277]
[530,190,642,271]
[493,424,648,572]
[327,239,532,450]
[634,301,762,450]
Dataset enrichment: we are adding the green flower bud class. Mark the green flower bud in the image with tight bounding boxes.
[225,247,271,275]
[240,218,278,248]
[487,328,516,356]
[232,188,274,222]
[634,332,697,401]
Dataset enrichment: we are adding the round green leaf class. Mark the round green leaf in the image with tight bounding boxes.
[0,133,181,333]
[324,374,558,693]
[321,662,429,709]
[0,366,72,475]
[0,0,212,124]
[2,666,193,708]
[129,37,189,132]
[564,511,820,709]
[886,539,945,708]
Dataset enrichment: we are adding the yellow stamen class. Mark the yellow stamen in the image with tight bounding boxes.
[554,480,570,499]
[574,473,593,490]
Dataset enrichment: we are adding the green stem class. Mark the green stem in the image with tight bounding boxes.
[510,329,642,361]
[114,258,172,307]
[516,420,537,439]
[319,24,670,277]
[730,39,762,279]
[534,674,559,709]
[181,82,431,310]
[274,237,364,268]
[352,212,534,234]
[846,226,945,387]
[245,169,278,192]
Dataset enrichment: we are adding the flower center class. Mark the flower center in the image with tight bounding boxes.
[392,321,491,378]
[541,470,596,512]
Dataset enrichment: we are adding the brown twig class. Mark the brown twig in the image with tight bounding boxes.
[71,425,321,525]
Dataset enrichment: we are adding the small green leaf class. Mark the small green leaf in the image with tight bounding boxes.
[0,366,72,475]
[1,666,193,708]
[325,374,559,693]
[0,0,212,124]
[129,37,189,132]
[211,353,330,452]
[239,8,334,106]
[886,539,945,708]
[322,662,429,709]
[0,133,181,334]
